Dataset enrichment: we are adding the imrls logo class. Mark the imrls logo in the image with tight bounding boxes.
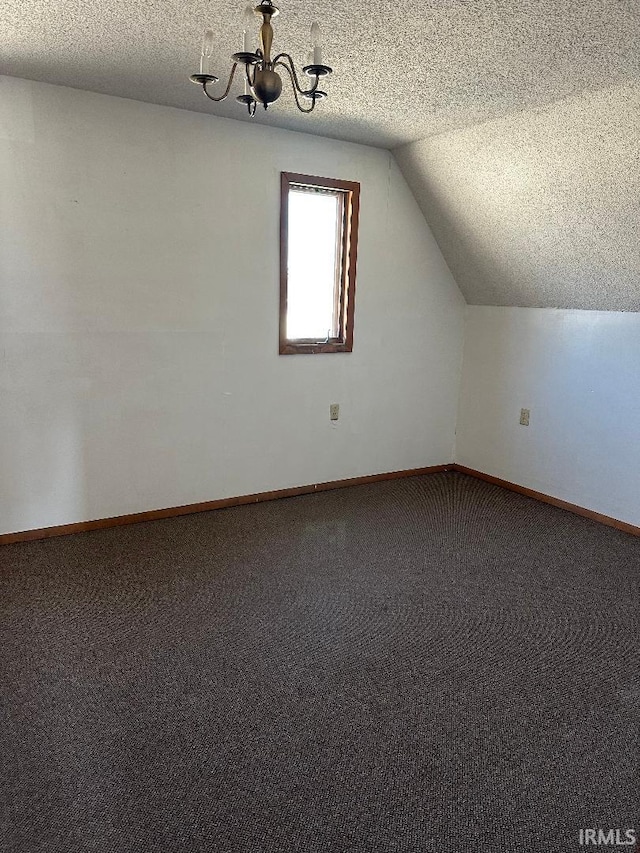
[579,829,636,847]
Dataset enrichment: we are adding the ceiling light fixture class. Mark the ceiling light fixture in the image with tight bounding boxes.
[190,2,332,116]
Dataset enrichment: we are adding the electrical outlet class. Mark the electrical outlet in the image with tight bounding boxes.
[330,403,340,421]
[520,408,530,427]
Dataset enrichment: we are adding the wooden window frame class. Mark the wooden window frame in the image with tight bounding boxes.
[280,172,360,355]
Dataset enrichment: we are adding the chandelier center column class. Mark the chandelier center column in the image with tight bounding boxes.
[260,11,274,64]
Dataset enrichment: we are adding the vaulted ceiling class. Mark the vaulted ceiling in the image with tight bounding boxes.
[395,82,640,311]
[3,0,640,308]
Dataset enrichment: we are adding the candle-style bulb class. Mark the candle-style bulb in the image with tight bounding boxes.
[200,28,214,74]
[310,22,322,65]
[243,6,254,52]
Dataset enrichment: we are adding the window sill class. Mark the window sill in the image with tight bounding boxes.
[279,341,353,355]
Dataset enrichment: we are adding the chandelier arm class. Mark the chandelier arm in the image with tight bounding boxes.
[276,61,316,113]
[273,53,319,95]
[202,63,240,102]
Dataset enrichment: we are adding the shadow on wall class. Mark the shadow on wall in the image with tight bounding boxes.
[455,309,520,477]
[0,79,91,534]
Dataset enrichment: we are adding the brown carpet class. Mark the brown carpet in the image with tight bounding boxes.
[1,472,638,852]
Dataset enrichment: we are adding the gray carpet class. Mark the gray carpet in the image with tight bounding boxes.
[1,472,638,852]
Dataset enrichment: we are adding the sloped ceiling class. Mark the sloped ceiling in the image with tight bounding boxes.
[3,0,640,307]
[3,0,638,148]
[395,83,640,310]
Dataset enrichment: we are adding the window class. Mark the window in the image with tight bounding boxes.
[280,172,360,354]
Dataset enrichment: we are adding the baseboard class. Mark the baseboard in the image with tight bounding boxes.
[0,464,453,545]
[3,462,637,545]
[452,465,640,538]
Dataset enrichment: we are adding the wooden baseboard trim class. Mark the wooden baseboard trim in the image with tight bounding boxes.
[4,463,637,545]
[0,464,453,545]
[452,465,640,538]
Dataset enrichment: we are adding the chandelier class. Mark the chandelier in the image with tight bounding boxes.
[190,2,332,116]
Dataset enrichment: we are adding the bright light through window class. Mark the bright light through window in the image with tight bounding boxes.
[280,173,360,355]
[287,188,341,341]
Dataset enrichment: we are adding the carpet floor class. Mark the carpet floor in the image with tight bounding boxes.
[1,472,638,852]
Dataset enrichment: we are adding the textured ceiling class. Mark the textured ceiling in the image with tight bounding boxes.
[2,1,640,308]
[2,0,639,148]
[395,82,640,310]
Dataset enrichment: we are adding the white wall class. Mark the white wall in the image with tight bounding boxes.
[456,306,640,527]
[0,76,465,535]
